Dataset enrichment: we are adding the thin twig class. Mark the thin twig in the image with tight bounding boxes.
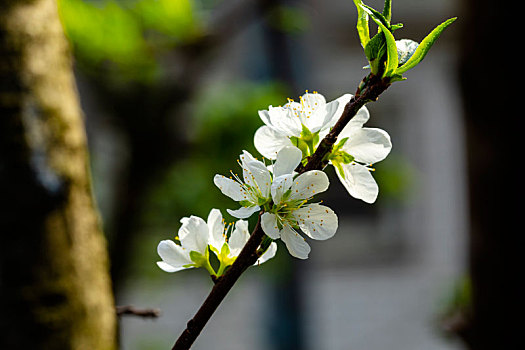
[116,305,161,318]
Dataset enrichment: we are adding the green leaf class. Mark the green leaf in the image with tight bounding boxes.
[363,4,390,28]
[352,0,370,48]
[365,32,387,64]
[389,74,407,83]
[362,5,398,77]
[390,23,403,31]
[396,17,457,75]
[382,0,392,22]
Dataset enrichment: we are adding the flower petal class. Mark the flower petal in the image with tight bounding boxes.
[299,92,328,132]
[157,261,191,273]
[157,240,192,271]
[258,109,272,126]
[261,212,280,239]
[324,93,352,129]
[227,205,261,219]
[214,175,245,201]
[338,105,370,139]
[207,209,225,251]
[254,126,293,160]
[292,203,338,240]
[334,162,379,203]
[273,146,303,178]
[268,105,302,137]
[280,225,311,259]
[255,242,277,265]
[229,220,250,256]
[240,150,272,199]
[271,174,294,204]
[343,127,392,164]
[289,170,330,200]
[178,216,210,254]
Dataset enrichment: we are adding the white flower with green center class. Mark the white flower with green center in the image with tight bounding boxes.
[254,91,352,158]
[224,219,277,268]
[157,209,276,276]
[254,92,391,204]
[230,146,337,259]
[214,145,316,219]
[215,146,338,259]
[261,169,338,259]
[213,150,273,219]
[328,105,392,203]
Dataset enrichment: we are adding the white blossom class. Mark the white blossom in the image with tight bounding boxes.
[214,146,303,219]
[215,146,338,259]
[157,209,276,275]
[330,106,392,203]
[226,219,277,266]
[260,150,338,259]
[254,91,351,159]
[253,92,391,203]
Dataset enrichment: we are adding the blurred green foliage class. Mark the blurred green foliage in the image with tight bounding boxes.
[145,81,288,227]
[58,0,416,281]
[58,0,202,81]
[134,81,287,278]
[374,152,417,204]
[437,275,472,338]
[267,5,310,35]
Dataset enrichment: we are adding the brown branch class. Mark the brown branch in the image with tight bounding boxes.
[172,216,266,349]
[298,74,391,173]
[116,305,161,318]
[171,74,392,350]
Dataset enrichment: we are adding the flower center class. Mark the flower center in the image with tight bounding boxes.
[271,192,309,229]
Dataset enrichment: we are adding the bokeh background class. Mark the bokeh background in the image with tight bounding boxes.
[54,0,471,349]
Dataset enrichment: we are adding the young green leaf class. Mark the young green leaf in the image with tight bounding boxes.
[353,0,370,48]
[365,32,387,73]
[389,74,406,83]
[363,4,390,29]
[362,5,398,77]
[382,0,392,22]
[391,23,403,31]
[396,17,457,75]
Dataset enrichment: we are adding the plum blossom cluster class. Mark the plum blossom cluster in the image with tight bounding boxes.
[254,91,392,203]
[214,146,337,259]
[157,209,276,276]
[157,90,392,275]
[160,2,458,348]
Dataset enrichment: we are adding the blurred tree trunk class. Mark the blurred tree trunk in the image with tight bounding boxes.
[0,0,117,349]
[459,0,521,348]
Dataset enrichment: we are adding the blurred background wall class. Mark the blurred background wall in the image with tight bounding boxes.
[52,0,474,349]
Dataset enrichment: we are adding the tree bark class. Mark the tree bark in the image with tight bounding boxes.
[0,0,117,349]
[459,0,522,348]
